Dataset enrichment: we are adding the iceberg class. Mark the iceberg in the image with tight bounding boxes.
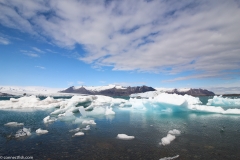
[168,129,181,135]
[160,134,176,146]
[82,120,96,125]
[160,129,181,146]
[69,128,80,132]
[207,96,240,107]
[73,132,84,137]
[105,107,115,115]
[4,122,24,127]
[0,95,61,109]
[36,128,48,134]
[15,128,31,138]
[43,116,56,123]
[82,125,90,130]
[116,134,135,140]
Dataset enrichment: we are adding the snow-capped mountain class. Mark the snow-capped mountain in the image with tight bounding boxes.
[60,85,156,96]
[156,88,215,96]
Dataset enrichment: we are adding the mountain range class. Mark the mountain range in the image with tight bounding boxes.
[60,85,215,96]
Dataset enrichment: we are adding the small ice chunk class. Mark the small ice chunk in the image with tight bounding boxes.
[43,116,56,123]
[82,125,90,130]
[116,134,135,140]
[73,132,84,137]
[105,107,115,115]
[82,120,96,125]
[15,128,31,138]
[36,128,48,134]
[160,134,176,146]
[168,129,181,135]
[159,155,179,160]
[4,122,24,127]
[69,128,80,132]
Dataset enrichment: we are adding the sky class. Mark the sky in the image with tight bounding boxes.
[0,0,240,93]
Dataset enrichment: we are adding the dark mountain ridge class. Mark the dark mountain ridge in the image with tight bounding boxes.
[60,85,156,96]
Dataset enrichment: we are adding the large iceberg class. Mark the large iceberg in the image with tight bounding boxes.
[207,96,240,107]
[0,95,62,109]
[1,93,240,128]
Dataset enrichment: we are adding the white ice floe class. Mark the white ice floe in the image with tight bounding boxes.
[36,128,48,134]
[168,129,181,135]
[82,120,96,125]
[207,95,240,107]
[129,92,240,115]
[43,116,56,123]
[82,125,91,130]
[73,132,84,137]
[105,107,115,115]
[188,105,240,114]
[116,134,135,140]
[0,95,62,109]
[160,129,181,146]
[69,128,80,132]
[159,155,179,160]
[160,134,176,146]
[15,128,31,138]
[4,122,24,127]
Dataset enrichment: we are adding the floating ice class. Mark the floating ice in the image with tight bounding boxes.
[207,96,240,107]
[82,120,96,125]
[160,134,176,146]
[188,105,240,114]
[15,128,31,138]
[82,125,90,130]
[168,129,181,135]
[86,107,106,116]
[79,106,87,117]
[43,116,56,123]
[69,128,80,132]
[116,134,135,140]
[36,128,48,134]
[105,107,115,115]
[4,122,24,127]
[0,95,61,109]
[159,155,179,160]
[73,132,84,137]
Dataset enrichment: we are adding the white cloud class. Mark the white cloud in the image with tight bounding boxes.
[21,50,39,57]
[0,0,240,80]
[0,36,10,45]
[32,47,45,53]
[35,66,46,69]
[77,81,84,85]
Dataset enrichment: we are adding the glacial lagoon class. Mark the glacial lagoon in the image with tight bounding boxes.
[0,95,240,160]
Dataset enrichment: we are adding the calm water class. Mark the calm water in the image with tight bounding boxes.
[0,96,240,160]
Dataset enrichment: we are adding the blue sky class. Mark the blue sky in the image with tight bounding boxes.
[0,0,240,92]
